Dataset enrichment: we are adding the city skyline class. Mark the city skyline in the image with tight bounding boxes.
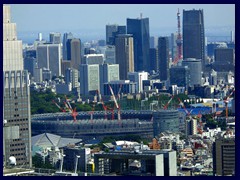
[10,4,235,42]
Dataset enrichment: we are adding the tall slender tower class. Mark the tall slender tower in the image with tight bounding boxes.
[158,37,170,81]
[183,9,205,70]
[127,16,150,72]
[115,34,134,80]
[3,4,32,167]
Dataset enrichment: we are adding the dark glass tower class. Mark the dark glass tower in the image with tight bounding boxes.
[183,9,205,70]
[127,17,150,72]
[158,37,170,81]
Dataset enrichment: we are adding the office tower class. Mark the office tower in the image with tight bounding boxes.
[209,69,217,86]
[83,54,104,65]
[61,60,72,77]
[104,80,137,95]
[105,45,116,64]
[170,66,190,89]
[213,136,235,176]
[182,58,202,87]
[214,48,235,65]
[183,9,205,70]
[149,48,158,72]
[128,71,148,93]
[185,118,197,136]
[3,5,32,167]
[66,38,81,68]
[79,64,100,95]
[115,34,134,80]
[150,36,158,49]
[158,37,170,81]
[65,68,79,89]
[70,38,81,68]
[49,32,61,44]
[106,24,118,45]
[170,33,178,61]
[100,64,119,94]
[62,32,74,60]
[24,57,37,78]
[127,17,150,72]
[37,43,62,78]
[106,24,126,45]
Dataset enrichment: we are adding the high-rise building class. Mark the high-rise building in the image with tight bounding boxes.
[150,36,158,49]
[128,71,148,93]
[37,43,62,78]
[106,24,126,45]
[3,5,32,167]
[213,136,235,176]
[158,37,170,81]
[79,64,100,95]
[127,17,150,72]
[170,66,190,89]
[214,48,235,65]
[185,118,197,136]
[105,45,116,64]
[69,38,81,68]
[62,32,74,60]
[99,64,119,94]
[49,32,61,44]
[149,48,158,72]
[115,34,134,80]
[83,54,104,65]
[183,9,205,70]
[182,58,202,87]
[65,68,79,89]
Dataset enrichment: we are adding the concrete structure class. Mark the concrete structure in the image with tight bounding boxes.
[49,32,61,44]
[128,71,148,93]
[99,64,119,94]
[153,110,180,136]
[183,9,205,70]
[3,5,32,167]
[209,69,218,86]
[127,17,150,72]
[213,136,235,176]
[83,54,104,65]
[55,84,72,95]
[158,37,170,81]
[79,64,100,95]
[115,34,134,80]
[185,118,197,136]
[94,150,176,176]
[214,48,235,65]
[170,66,190,89]
[37,43,61,78]
[182,58,202,87]
[65,68,79,88]
[67,38,81,68]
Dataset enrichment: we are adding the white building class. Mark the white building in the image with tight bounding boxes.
[128,71,148,93]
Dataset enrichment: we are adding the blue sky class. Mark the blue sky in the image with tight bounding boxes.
[9,4,235,41]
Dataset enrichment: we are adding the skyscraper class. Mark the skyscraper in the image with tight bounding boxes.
[79,64,100,95]
[158,37,170,81]
[3,4,32,167]
[127,17,150,72]
[183,9,205,70]
[37,43,62,78]
[106,24,126,45]
[149,48,158,72]
[62,32,73,60]
[115,34,134,80]
[66,38,81,68]
[49,32,61,44]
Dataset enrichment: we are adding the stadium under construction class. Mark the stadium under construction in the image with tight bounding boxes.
[31,107,214,141]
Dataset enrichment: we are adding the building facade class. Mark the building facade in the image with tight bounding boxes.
[127,17,150,72]
[3,5,32,167]
[115,34,134,80]
[158,37,170,81]
[183,9,205,70]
